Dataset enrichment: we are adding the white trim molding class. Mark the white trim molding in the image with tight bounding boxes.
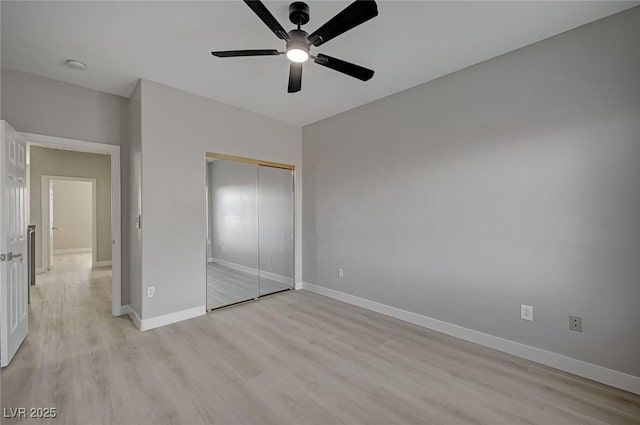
[124,305,205,332]
[94,260,112,268]
[301,282,640,395]
[24,132,122,317]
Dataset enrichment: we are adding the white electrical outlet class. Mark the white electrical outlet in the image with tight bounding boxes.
[520,304,533,321]
[147,286,155,298]
[338,268,344,278]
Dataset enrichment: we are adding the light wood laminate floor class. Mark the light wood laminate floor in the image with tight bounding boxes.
[2,253,639,425]
[207,262,291,309]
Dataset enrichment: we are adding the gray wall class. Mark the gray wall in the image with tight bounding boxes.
[139,79,301,320]
[29,146,111,268]
[1,68,129,305]
[127,81,142,316]
[1,68,127,146]
[302,8,640,377]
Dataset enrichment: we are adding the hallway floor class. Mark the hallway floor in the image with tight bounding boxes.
[34,253,112,311]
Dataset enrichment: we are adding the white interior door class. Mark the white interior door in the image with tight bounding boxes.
[0,121,29,367]
[48,179,55,270]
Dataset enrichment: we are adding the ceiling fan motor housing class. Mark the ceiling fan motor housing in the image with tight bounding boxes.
[289,2,310,25]
[286,28,310,53]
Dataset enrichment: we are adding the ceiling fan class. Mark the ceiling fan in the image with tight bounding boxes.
[211,0,378,93]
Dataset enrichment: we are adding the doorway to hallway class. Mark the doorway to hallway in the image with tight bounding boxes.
[41,176,97,272]
[24,132,122,318]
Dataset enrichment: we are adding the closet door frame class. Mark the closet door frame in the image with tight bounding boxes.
[205,152,295,310]
[205,152,295,170]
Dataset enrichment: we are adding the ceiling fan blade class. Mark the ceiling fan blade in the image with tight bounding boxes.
[314,54,374,81]
[307,0,378,47]
[211,49,282,57]
[288,63,303,93]
[243,0,290,40]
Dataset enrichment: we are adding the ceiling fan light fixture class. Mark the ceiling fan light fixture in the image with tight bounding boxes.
[286,48,309,63]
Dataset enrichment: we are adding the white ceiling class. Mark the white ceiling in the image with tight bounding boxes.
[2,1,637,125]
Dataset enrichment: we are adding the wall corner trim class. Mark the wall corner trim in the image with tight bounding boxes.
[300,282,640,395]
[135,305,206,332]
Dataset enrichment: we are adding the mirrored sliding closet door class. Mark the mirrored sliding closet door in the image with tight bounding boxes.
[206,155,294,310]
[257,165,294,297]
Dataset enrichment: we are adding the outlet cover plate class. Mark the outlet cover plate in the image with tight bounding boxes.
[147,286,155,298]
[521,304,533,321]
[569,315,582,332]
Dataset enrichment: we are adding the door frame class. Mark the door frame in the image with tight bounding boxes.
[41,176,98,269]
[24,132,122,317]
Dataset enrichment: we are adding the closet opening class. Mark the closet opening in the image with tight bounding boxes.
[204,153,295,311]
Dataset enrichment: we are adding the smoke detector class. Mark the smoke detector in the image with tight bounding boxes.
[65,59,87,71]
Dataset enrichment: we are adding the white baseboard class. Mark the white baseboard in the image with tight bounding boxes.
[301,282,640,395]
[94,260,112,268]
[138,305,205,331]
[211,257,293,285]
[121,304,204,332]
[121,304,141,329]
[53,248,91,254]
